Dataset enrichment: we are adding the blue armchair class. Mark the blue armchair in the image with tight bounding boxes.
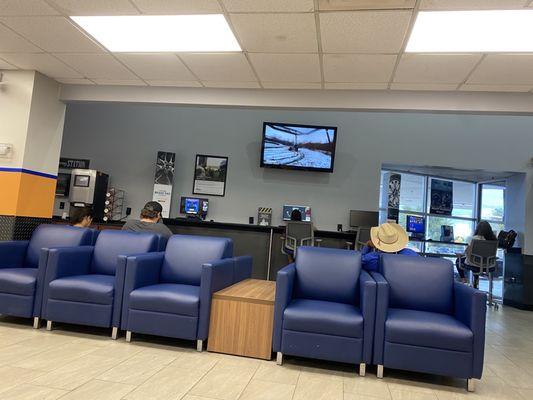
[41,230,159,338]
[372,254,487,391]
[0,224,93,328]
[121,234,252,351]
[273,246,376,376]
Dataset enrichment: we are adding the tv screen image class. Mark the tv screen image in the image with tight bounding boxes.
[282,205,312,222]
[261,122,338,172]
[406,215,425,234]
[185,198,200,214]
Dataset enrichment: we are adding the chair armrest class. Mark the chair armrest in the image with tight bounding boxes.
[454,282,487,378]
[272,263,296,352]
[120,252,164,329]
[197,258,235,340]
[0,241,29,268]
[369,271,389,365]
[233,255,252,283]
[359,270,376,364]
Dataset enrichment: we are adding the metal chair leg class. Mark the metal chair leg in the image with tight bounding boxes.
[276,352,283,365]
[359,363,366,377]
[126,331,132,342]
[33,317,40,329]
[46,320,52,331]
[111,327,118,340]
[377,365,384,379]
[467,378,475,392]
[196,340,203,352]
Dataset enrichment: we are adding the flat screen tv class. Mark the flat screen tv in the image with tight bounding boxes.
[260,122,338,173]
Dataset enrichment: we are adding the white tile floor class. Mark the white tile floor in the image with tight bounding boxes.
[0,306,532,400]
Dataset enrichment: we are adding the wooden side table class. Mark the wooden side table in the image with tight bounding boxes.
[207,279,276,360]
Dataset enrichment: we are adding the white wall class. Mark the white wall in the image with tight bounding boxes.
[60,102,533,254]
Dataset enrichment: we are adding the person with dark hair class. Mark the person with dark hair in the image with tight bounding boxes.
[456,220,496,284]
[70,207,93,228]
[122,201,172,239]
[290,209,302,222]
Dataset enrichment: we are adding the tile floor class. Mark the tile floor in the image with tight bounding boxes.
[0,306,532,400]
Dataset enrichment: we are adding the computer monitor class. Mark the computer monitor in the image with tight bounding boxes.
[180,197,208,218]
[349,210,379,227]
[406,215,425,234]
[282,205,311,222]
[440,225,454,242]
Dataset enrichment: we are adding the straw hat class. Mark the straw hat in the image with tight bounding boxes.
[370,222,409,253]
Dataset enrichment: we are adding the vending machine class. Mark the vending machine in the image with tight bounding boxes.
[69,169,109,220]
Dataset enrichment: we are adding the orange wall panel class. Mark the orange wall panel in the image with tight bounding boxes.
[0,172,22,215]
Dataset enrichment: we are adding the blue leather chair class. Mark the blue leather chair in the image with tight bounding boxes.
[0,224,93,328]
[120,234,252,350]
[273,246,376,376]
[372,254,487,391]
[41,230,159,338]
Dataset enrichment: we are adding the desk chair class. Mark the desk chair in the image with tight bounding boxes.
[458,240,499,309]
[281,222,314,258]
[355,227,372,250]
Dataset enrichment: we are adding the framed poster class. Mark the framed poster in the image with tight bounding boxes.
[193,154,228,197]
[152,151,175,218]
[430,179,453,215]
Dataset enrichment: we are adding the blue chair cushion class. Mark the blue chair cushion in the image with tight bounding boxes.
[283,298,363,338]
[49,274,115,305]
[0,268,38,296]
[385,308,473,352]
[129,283,200,317]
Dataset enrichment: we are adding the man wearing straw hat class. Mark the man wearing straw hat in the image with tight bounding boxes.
[361,222,419,272]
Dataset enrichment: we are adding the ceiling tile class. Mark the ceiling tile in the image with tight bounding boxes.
[145,80,202,87]
[249,53,321,82]
[0,57,16,68]
[1,17,103,53]
[131,0,222,14]
[221,0,314,12]
[47,0,139,15]
[0,53,82,78]
[394,54,481,84]
[420,1,529,10]
[0,23,41,52]
[325,82,389,89]
[459,84,533,92]
[390,83,458,90]
[467,55,533,85]
[318,0,415,10]
[203,81,260,88]
[56,78,95,84]
[116,54,196,81]
[180,53,256,82]
[323,54,396,83]
[320,11,411,53]
[0,0,59,16]
[55,53,138,79]
[92,79,146,86]
[230,13,318,53]
[262,82,322,89]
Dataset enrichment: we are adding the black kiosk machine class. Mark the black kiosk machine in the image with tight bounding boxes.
[69,169,109,220]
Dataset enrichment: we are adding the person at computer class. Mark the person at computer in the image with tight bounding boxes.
[284,209,309,263]
[70,206,93,228]
[456,220,497,285]
[361,222,418,272]
[122,201,173,239]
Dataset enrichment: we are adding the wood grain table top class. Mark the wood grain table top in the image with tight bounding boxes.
[213,279,276,305]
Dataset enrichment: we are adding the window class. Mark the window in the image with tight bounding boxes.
[379,171,425,212]
[480,183,505,236]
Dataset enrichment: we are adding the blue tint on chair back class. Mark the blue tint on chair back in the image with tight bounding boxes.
[91,230,159,275]
[26,225,93,268]
[295,246,361,305]
[381,254,454,314]
[160,235,233,285]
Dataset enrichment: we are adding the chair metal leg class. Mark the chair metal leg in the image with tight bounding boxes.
[359,363,366,377]
[111,327,118,340]
[126,331,132,342]
[276,352,283,365]
[377,365,384,379]
[196,340,203,352]
[467,378,475,392]
[46,320,52,331]
[33,317,40,329]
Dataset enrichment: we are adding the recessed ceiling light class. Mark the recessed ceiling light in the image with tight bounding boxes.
[406,10,533,53]
[71,15,241,52]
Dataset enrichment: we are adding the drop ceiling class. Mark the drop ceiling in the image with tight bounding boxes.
[1,0,533,92]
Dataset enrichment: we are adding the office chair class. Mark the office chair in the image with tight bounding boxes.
[458,239,499,309]
[355,227,372,250]
[281,221,314,258]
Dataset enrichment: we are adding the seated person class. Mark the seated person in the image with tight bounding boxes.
[122,201,172,239]
[70,206,93,228]
[456,220,497,286]
[284,209,310,264]
[361,222,419,272]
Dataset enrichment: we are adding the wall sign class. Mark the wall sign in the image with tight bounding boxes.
[152,151,175,218]
[193,154,228,197]
[430,179,453,215]
[59,157,90,169]
[386,172,401,223]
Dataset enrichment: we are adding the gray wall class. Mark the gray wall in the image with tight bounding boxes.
[60,102,533,253]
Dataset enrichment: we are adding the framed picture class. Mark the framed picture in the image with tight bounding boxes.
[193,154,228,197]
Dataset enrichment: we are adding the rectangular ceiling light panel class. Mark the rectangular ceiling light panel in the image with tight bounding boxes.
[71,15,241,52]
[407,10,533,53]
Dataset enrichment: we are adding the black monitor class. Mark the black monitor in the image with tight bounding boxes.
[406,215,425,234]
[55,172,71,197]
[349,210,379,227]
[180,197,208,218]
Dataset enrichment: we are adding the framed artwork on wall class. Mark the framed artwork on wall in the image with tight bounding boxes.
[193,154,228,197]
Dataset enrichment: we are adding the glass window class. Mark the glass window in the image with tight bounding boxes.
[480,184,505,222]
[427,179,476,218]
[379,171,425,212]
[426,216,474,243]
